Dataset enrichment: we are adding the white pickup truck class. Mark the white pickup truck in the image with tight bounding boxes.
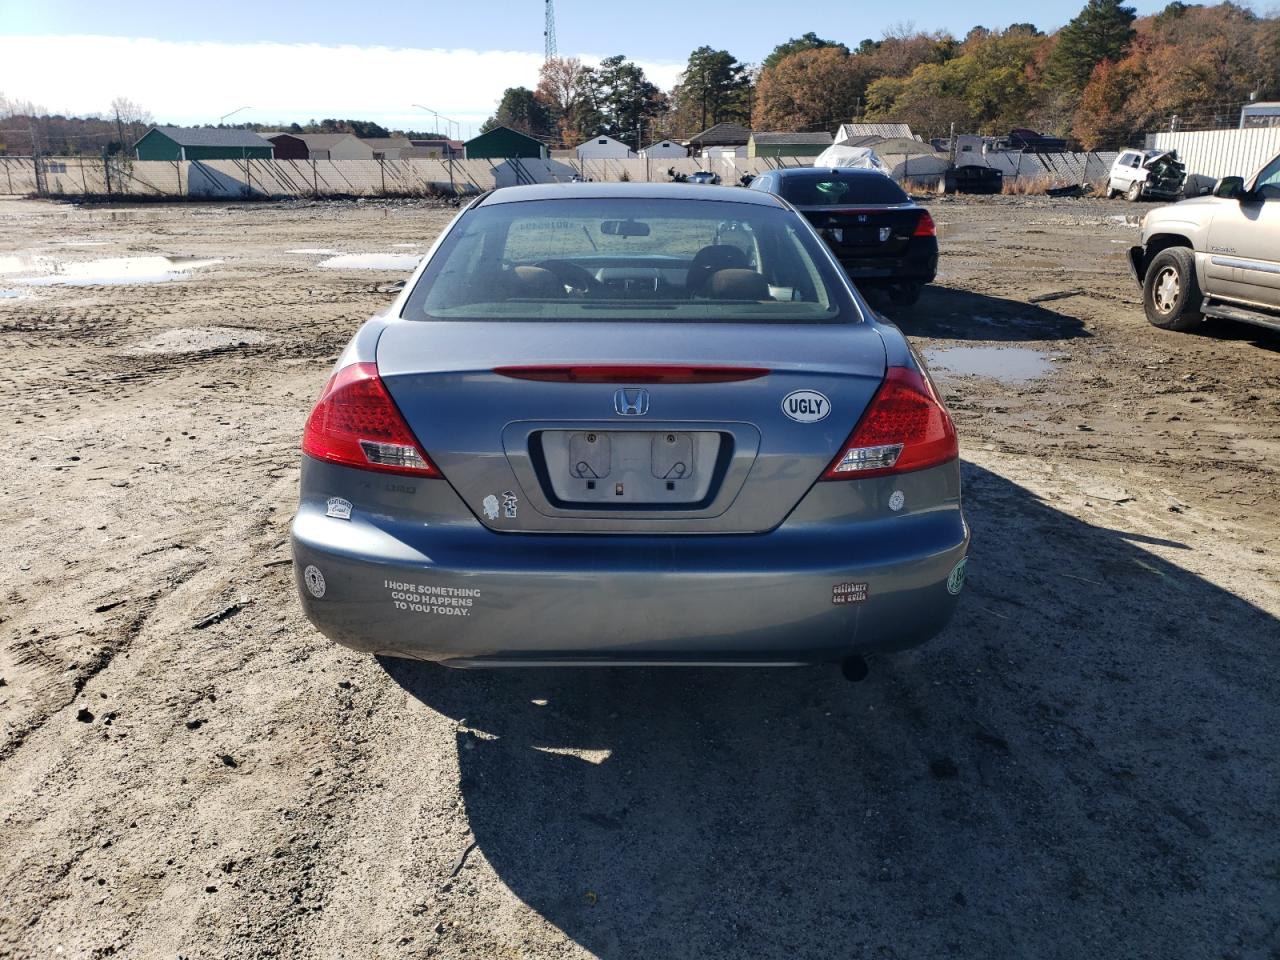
[1128,152,1280,333]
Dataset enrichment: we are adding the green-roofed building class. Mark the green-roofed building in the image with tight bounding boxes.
[134,126,275,161]
[463,126,547,160]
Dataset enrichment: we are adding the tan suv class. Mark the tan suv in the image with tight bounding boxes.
[1128,153,1280,332]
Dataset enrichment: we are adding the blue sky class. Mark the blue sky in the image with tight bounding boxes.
[4,0,1187,62]
[0,0,1234,132]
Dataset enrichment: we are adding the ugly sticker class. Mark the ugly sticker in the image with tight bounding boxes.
[947,558,968,596]
[304,565,326,599]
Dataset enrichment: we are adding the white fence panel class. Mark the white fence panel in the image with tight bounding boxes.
[1146,128,1280,181]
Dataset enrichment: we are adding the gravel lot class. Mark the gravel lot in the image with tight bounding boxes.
[0,194,1277,960]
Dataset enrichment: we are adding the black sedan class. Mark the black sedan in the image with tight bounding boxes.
[750,168,937,304]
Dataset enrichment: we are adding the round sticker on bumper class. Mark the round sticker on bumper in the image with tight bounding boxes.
[304,564,326,599]
[947,558,967,596]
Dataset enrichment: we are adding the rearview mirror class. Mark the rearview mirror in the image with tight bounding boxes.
[1214,176,1245,199]
[600,219,650,237]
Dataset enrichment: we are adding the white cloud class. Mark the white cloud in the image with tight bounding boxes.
[0,35,684,136]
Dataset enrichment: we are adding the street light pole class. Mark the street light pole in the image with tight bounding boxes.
[413,104,460,140]
[219,106,251,125]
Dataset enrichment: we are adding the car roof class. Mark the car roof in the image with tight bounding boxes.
[477,182,785,207]
[769,167,892,179]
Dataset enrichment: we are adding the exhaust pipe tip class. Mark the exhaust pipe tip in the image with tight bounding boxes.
[841,655,869,683]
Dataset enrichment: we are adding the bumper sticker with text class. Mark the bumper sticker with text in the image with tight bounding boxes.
[832,582,869,605]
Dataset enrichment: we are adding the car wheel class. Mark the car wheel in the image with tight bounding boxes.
[889,283,922,306]
[1106,186,1120,199]
[1126,181,1143,202]
[1143,247,1203,331]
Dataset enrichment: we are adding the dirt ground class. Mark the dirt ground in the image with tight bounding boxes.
[0,193,1277,960]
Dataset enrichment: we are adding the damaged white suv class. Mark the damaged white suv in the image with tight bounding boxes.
[1128,152,1280,333]
[1108,149,1187,202]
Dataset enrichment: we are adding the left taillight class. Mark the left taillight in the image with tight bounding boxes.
[301,362,440,477]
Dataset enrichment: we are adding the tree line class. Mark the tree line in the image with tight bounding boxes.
[3,3,1277,157]
[486,1,1279,151]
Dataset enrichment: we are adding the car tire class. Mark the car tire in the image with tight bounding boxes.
[1126,181,1143,202]
[1106,185,1120,199]
[889,283,923,306]
[1143,247,1203,331]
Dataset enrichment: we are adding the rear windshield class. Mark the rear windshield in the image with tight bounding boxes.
[402,197,855,323]
[779,174,908,206]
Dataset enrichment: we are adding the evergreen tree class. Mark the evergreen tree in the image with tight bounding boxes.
[671,47,752,133]
[1048,0,1137,92]
[481,87,552,139]
[593,56,664,147]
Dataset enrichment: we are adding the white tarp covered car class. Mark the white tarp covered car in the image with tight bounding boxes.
[812,145,890,174]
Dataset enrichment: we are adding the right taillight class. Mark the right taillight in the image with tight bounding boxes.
[302,362,440,477]
[913,211,936,237]
[822,366,957,479]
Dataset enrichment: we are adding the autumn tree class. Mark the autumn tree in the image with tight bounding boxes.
[760,33,848,72]
[536,57,601,147]
[753,47,869,131]
[1073,2,1273,145]
[863,26,1050,137]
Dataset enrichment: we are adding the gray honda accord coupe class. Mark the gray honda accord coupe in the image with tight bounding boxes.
[291,183,968,672]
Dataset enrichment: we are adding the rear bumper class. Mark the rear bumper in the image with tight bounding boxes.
[836,238,938,285]
[291,506,969,666]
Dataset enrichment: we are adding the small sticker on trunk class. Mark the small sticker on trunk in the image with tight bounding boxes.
[326,497,352,520]
[832,582,869,605]
[482,495,500,520]
[502,491,519,519]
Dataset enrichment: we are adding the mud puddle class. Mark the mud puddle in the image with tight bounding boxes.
[318,253,421,270]
[924,345,1057,383]
[4,254,222,286]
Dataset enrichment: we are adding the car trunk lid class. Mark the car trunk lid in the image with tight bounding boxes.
[375,319,887,533]
[795,205,924,258]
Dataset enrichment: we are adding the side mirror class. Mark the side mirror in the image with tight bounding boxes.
[1214,176,1245,199]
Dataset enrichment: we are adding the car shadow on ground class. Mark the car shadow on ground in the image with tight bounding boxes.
[380,463,1278,959]
[1192,317,1280,353]
[869,285,1092,342]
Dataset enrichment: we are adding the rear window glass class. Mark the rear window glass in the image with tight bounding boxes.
[403,197,856,323]
[779,174,908,206]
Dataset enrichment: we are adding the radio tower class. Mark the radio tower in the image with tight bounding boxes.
[544,0,557,61]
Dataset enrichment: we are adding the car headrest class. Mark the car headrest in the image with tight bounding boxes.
[687,244,749,292]
[511,265,565,298]
[702,269,772,301]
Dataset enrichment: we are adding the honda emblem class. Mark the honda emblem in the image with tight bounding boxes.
[614,387,649,416]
